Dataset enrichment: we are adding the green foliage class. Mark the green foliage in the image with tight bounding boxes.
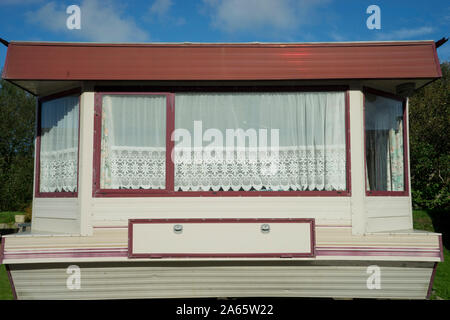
[0,262,13,300]
[0,79,35,211]
[412,210,450,300]
[0,211,24,225]
[409,62,450,211]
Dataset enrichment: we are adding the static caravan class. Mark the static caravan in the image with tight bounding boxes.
[0,40,444,300]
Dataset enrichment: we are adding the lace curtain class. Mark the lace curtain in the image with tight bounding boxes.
[39,96,79,192]
[365,94,404,191]
[99,92,347,192]
[174,92,346,191]
[100,95,166,189]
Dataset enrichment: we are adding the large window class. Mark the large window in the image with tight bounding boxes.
[37,93,80,196]
[174,92,347,192]
[93,89,349,197]
[364,88,408,195]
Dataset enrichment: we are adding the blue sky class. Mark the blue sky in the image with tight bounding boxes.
[0,0,449,69]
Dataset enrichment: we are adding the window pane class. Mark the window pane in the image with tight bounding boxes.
[365,93,404,191]
[40,96,79,192]
[100,95,166,189]
[174,92,346,192]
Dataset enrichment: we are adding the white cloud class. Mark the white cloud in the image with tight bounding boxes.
[0,0,43,5]
[150,0,173,17]
[376,26,434,40]
[26,0,149,42]
[147,0,185,26]
[26,2,65,33]
[202,0,330,33]
[329,31,347,42]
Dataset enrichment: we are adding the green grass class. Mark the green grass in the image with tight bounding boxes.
[0,263,13,300]
[412,209,450,300]
[412,210,435,232]
[0,211,25,225]
[1,212,26,300]
[432,247,450,300]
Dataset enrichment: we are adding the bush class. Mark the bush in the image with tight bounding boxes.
[409,62,450,211]
[24,203,32,222]
[0,79,36,211]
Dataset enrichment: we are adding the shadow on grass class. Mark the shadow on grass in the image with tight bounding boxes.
[427,209,450,249]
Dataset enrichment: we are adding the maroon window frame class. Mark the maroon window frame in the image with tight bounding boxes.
[93,86,351,197]
[35,88,81,198]
[363,87,409,197]
[93,92,174,197]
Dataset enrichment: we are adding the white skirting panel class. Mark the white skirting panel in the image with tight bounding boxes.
[9,261,434,300]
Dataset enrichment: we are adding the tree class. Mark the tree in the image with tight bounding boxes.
[409,62,450,211]
[0,79,35,211]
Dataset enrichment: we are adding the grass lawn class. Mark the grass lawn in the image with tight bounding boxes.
[0,211,25,226]
[413,210,449,300]
[0,210,447,300]
[1,211,26,300]
[0,262,13,300]
[432,247,450,300]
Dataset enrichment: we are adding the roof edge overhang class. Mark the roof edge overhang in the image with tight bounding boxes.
[1,40,442,96]
[3,39,441,46]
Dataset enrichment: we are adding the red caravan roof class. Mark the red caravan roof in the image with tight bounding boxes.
[2,40,442,81]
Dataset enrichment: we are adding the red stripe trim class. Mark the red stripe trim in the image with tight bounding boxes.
[315,225,351,228]
[129,218,314,223]
[3,248,440,260]
[316,249,440,258]
[317,246,441,251]
[130,253,312,258]
[438,234,444,262]
[94,190,348,197]
[95,225,352,229]
[4,251,128,260]
[0,236,5,265]
[5,247,126,254]
[93,226,128,229]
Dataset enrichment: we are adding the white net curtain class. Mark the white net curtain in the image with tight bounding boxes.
[39,96,79,192]
[174,92,347,192]
[365,94,404,191]
[99,91,347,192]
[100,95,166,189]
